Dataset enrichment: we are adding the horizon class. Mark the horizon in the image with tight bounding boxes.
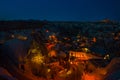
[0,19,119,22]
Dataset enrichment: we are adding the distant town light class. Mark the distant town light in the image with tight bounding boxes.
[82,48,89,52]
[46,30,49,32]
[104,54,110,60]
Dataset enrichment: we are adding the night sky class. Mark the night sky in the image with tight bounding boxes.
[0,0,120,21]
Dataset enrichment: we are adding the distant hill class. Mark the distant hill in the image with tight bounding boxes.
[0,20,45,31]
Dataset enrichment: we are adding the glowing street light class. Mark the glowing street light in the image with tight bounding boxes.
[31,54,44,64]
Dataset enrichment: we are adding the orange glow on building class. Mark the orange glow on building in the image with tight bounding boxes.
[69,51,102,60]
[93,37,96,43]
[48,50,56,57]
[46,43,55,50]
[82,73,102,80]
[69,51,89,60]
